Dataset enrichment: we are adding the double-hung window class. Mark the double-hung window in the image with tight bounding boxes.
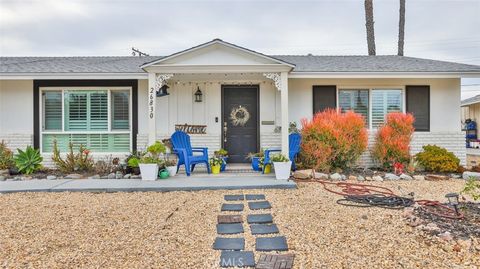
[338,88,403,129]
[41,88,131,153]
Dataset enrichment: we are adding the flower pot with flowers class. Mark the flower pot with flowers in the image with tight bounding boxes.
[259,155,271,174]
[247,150,264,171]
[214,148,229,171]
[139,141,166,180]
[210,156,223,174]
[271,154,292,180]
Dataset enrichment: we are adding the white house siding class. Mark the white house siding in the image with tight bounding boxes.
[0,80,34,150]
[137,77,282,153]
[288,77,465,165]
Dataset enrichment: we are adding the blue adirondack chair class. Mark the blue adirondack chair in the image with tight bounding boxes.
[263,133,301,173]
[171,131,210,176]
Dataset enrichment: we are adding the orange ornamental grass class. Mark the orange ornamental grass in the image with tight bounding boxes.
[371,112,415,169]
[300,109,368,172]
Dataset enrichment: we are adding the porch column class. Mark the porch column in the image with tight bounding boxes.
[280,72,289,156]
[148,73,173,145]
[147,73,157,145]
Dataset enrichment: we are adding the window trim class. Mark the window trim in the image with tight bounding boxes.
[336,85,406,130]
[39,86,132,154]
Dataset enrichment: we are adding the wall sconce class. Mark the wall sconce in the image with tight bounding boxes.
[194,86,203,102]
[157,85,170,97]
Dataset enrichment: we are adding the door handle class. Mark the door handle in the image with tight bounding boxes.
[223,122,228,143]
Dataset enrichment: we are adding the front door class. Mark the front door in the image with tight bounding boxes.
[222,85,259,163]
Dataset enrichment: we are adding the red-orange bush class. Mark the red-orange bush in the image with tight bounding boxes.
[371,112,415,169]
[300,109,368,172]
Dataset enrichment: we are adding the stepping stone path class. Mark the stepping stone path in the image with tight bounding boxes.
[214,194,295,268]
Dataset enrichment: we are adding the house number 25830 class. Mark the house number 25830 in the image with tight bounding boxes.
[149,87,154,119]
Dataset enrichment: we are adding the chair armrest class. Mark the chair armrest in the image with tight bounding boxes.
[173,148,188,160]
[192,147,208,156]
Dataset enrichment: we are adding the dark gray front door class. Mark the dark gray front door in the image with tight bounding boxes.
[222,85,259,163]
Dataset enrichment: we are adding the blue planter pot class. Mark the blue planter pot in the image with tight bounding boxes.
[251,157,261,171]
[220,157,228,172]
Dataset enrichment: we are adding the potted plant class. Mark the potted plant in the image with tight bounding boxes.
[259,155,271,174]
[214,148,228,172]
[271,153,292,180]
[164,158,178,177]
[125,151,143,175]
[210,156,223,174]
[247,150,264,171]
[139,141,166,180]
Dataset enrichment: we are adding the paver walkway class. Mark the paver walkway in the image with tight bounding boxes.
[215,194,295,268]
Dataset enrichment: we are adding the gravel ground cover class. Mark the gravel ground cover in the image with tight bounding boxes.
[0,180,479,268]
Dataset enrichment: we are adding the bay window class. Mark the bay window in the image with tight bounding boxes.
[41,88,131,153]
[338,88,404,129]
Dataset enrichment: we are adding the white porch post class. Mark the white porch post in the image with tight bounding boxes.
[280,72,289,156]
[148,73,157,145]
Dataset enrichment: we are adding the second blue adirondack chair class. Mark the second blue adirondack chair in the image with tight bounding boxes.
[263,133,301,173]
[171,131,210,176]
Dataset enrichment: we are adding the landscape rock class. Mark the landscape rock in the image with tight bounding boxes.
[100,176,109,179]
[399,174,413,180]
[462,171,480,180]
[293,169,312,179]
[131,175,141,179]
[385,173,400,180]
[46,175,57,180]
[357,176,365,181]
[450,174,461,179]
[423,223,441,233]
[365,176,373,181]
[107,173,116,179]
[0,169,9,176]
[0,175,5,181]
[313,172,329,180]
[115,171,123,179]
[65,174,83,179]
[341,174,346,180]
[348,175,357,181]
[438,231,453,242]
[413,175,425,180]
[330,173,342,180]
[123,173,131,179]
[372,176,383,181]
[88,175,100,179]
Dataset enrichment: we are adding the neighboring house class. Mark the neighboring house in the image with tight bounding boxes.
[1,39,480,167]
[461,94,480,167]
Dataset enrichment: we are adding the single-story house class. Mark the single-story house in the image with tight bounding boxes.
[1,39,480,167]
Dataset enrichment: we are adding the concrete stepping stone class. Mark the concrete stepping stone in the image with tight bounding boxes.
[248,201,271,210]
[217,223,244,234]
[220,251,255,268]
[213,237,245,250]
[250,224,279,235]
[255,236,288,251]
[246,194,265,200]
[218,215,243,224]
[247,214,273,224]
[224,194,245,201]
[256,254,295,269]
[221,203,244,212]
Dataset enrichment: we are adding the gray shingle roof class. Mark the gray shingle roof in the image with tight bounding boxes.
[462,94,480,106]
[1,55,479,74]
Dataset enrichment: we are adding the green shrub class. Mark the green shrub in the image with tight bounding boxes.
[127,157,140,168]
[147,141,166,156]
[461,178,480,201]
[14,146,43,174]
[0,140,15,170]
[415,145,459,173]
[52,141,94,173]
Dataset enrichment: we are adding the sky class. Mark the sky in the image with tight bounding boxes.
[1,0,479,98]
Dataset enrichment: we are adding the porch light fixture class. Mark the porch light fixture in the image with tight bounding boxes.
[157,85,170,97]
[194,86,203,102]
[445,192,460,215]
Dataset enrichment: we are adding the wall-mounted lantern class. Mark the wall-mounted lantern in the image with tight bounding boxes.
[194,86,203,102]
[157,84,170,97]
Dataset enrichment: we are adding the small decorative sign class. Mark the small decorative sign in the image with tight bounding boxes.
[175,124,207,134]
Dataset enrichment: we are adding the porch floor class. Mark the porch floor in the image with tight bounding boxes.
[0,174,296,194]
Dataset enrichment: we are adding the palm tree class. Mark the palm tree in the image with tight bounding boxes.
[397,0,406,56]
[364,0,376,55]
